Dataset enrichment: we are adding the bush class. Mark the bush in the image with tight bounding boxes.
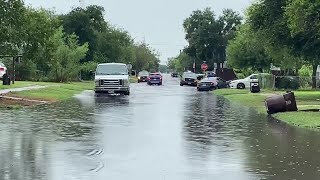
[15,60,37,81]
[236,73,245,79]
[298,65,312,88]
[275,76,300,90]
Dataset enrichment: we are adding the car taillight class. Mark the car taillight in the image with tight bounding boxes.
[0,67,4,71]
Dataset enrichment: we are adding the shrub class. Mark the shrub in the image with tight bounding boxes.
[236,73,245,79]
[275,76,300,90]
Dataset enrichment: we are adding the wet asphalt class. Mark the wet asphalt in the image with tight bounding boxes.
[0,74,320,180]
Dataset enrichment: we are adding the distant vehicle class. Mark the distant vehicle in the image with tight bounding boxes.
[180,72,197,86]
[171,72,178,77]
[94,63,130,95]
[206,71,216,77]
[197,78,216,91]
[229,74,262,89]
[138,71,149,83]
[147,72,162,85]
[0,62,7,79]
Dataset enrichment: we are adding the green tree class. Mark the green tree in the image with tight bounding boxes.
[227,24,272,72]
[167,57,177,71]
[132,42,160,72]
[159,64,167,73]
[183,8,242,71]
[22,8,60,76]
[50,27,89,82]
[0,0,26,55]
[285,0,320,87]
[59,5,108,62]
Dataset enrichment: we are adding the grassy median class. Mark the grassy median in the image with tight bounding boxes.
[214,89,320,128]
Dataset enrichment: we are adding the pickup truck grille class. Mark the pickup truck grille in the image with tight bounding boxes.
[100,79,122,86]
[185,78,195,82]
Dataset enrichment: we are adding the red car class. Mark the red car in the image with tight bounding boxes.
[147,73,162,85]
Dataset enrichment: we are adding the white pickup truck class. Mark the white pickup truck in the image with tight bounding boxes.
[94,63,130,95]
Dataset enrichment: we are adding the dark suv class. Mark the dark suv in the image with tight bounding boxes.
[147,73,162,85]
[180,72,197,86]
[171,72,178,77]
[138,71,149,83]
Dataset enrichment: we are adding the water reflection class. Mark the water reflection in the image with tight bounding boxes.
[243,115,320,179]
[74,90,130,112]
[1,81,320,179]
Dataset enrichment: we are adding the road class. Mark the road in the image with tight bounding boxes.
[0,74,320,180]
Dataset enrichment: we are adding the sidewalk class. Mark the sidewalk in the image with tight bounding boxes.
[0,85,48,95]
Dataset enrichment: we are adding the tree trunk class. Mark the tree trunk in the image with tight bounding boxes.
[312,64,318,89]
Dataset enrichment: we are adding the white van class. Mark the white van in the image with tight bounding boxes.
[94,63,130,95]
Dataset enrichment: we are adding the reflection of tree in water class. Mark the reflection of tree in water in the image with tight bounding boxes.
[182,93,255,146]
[0,124,47,180]
[243,116,320,179]
[183,93,221,145]
[30,100,97,140]
[0,98,103,179]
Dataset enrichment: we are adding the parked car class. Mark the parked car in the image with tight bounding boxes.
[206,71,216,77]
[138,71,149,83]
[229,74,259,89]
[0,62,7,79]
[147,73,162,85]
[94,63,130,95]
[171,72,178,77]
[197,78,216,91]
[180,71,197,86]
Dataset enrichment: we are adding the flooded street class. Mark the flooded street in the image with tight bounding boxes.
[1,74,320,180]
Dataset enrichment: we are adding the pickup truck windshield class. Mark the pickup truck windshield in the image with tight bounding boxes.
[139,71,149,76]
[183,72,196,78]
[96,64,128,75]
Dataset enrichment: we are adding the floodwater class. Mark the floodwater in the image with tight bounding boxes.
[0,74,320,180]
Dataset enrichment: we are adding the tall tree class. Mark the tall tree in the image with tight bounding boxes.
[0,0,26,55]
[50,27,89,82]
[227,24,272,72]
[183,8,242,71]
[248,0,320,87]
[59,5,107,62]
[285,0,320,87]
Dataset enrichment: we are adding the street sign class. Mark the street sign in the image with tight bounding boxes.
[201,63,208,71]
[127,64,132,70]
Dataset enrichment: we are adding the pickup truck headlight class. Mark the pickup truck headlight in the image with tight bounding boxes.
[123,79,129,85]
[95,80,100,86]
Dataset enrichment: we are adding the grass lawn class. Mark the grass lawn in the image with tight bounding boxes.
[8,81,94,101]
[214,89,320,128]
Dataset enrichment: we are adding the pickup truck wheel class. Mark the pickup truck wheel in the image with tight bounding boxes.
[180,83,183,86]
[237,83,245,89]
[124,91,130,96]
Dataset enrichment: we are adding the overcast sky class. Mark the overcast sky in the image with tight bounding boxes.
[24,0,253,64]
